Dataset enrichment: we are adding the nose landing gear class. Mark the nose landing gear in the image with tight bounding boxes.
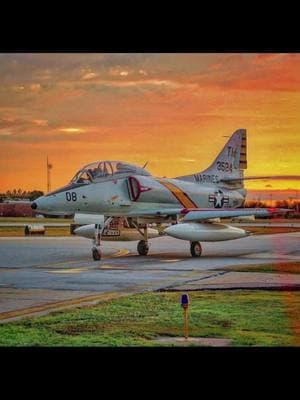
[91,218,112,261]
[92,246,102,261]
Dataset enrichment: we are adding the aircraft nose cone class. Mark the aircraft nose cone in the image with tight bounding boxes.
[31,202,37,210]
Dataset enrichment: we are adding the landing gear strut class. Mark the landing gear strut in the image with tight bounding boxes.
[92,246,102,261]
[190,241,202,257]
[91,218,112,261]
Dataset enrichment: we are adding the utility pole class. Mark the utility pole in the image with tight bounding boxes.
[46,156,53,193]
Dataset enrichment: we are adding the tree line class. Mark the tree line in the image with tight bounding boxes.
[245,199,299,209]
[0,189,44,202]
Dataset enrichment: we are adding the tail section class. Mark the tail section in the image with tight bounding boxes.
[176,129,247,188]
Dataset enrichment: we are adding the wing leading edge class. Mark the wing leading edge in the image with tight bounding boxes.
[127,207,292,220]
[181,207,292,221]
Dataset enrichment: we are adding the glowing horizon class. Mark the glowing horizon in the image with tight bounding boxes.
[0,53,300,193]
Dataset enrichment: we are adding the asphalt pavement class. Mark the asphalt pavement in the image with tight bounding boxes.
[0,232,299,320]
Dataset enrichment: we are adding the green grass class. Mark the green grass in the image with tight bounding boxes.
[222,262,300,274]
[244,226,300,235]
[0,217,73,236]
[0,290,299,346]
[0,226,71,237]
[0,217,73,223]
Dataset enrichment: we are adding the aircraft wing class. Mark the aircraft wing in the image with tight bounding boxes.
[181,208,291,222]
[127,207,291,221]
[127,208,182,217]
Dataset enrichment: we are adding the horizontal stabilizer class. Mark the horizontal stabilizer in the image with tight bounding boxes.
[221,175,300,183]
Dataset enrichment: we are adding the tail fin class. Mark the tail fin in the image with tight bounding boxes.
[176,129,247,188]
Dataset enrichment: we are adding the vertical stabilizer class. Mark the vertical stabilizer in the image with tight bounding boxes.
[176,129,247,188]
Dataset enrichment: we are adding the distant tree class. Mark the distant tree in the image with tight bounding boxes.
[28,190,44,201]
[245,200,267,208]
[275,200,290,209]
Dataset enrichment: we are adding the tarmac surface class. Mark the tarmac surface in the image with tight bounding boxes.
[0,232,300,321]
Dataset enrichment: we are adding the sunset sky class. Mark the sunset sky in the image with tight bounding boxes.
[0,53,300,194]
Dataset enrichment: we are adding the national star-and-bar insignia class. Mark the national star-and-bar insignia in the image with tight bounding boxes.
[209,191,229,208]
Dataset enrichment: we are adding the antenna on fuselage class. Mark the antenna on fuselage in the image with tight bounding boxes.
[142,161,149,169]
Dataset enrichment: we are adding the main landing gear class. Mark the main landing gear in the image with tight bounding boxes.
[137,240,149,256]
[137,226,150,256]
[190,241,202,257]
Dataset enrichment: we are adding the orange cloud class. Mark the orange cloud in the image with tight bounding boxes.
[82,72,97,80]
[59,127,85,134]
[0,53,299,193]
[33,119,48,126]
[29,83,41,91]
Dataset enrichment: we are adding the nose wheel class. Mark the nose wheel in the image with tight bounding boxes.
[190,241,202,257]
[91,218,112,261]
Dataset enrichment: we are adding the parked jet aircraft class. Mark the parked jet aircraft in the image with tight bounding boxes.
[31,129,289,260]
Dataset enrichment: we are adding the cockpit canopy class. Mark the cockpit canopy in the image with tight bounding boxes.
[71,160,151,184]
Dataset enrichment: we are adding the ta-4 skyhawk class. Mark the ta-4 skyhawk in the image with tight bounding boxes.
[31,129,290,260]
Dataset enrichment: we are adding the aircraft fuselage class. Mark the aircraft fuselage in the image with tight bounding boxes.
[33,175,246,216]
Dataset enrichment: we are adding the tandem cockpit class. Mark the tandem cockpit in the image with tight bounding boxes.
[71,161,151,185]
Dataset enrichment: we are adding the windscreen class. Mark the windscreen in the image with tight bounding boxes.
[71,161,151,183]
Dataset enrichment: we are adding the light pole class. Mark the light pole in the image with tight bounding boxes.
[46,156,53,193]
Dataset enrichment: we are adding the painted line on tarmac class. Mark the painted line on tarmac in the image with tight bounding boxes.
[99,264,136,270]
[0,291,129,323]
[96,264,196,272]
[35,259,91,269]
[22,249,129,270]
[47,268,87,274]
[111,249,130,258]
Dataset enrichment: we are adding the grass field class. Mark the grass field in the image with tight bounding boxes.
[0,290,299,346]
[222,261,300,274]
[243,226,300,235]
[0,216,72,236]
[0,217,73,223]
[0,226,71,237]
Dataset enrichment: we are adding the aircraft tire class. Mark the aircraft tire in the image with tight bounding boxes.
[190,241,202,257]
[92,247,102,261]
[137,240,149,256]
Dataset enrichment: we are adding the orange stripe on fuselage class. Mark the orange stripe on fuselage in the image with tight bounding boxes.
[156,179,198,208]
